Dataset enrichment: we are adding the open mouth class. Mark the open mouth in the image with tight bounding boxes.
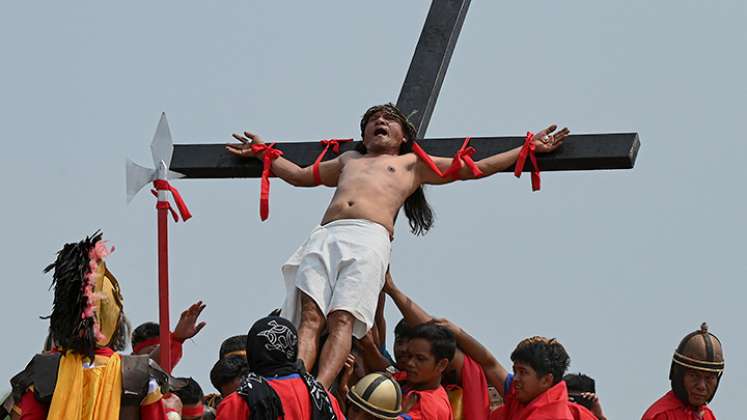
[374,127,388,136]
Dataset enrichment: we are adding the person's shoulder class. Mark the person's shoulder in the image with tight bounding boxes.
[641,391,681,420]
[216,392,248,417]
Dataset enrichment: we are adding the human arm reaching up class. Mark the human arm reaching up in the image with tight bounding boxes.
[227,131,346,187]
[432,318,510,397]
[418,124,570,185]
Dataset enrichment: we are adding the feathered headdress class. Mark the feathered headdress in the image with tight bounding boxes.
[44,231,125,359]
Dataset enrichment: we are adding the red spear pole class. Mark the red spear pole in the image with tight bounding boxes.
[156,195,172,373]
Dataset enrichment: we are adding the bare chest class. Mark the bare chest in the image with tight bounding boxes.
[339,155,415,187]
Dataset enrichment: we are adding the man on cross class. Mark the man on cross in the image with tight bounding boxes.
[227,103,568,388]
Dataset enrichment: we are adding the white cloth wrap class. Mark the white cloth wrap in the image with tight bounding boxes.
[280,219,391,338]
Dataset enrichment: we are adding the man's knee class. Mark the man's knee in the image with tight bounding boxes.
[300,294,325,331]
[327,309,355,332]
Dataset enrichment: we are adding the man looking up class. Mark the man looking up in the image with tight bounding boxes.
[228,103,569,388]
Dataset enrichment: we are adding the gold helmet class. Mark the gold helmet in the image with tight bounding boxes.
[347,373,402,419]
[669,322,725,404]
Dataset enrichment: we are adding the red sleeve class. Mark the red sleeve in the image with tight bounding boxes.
[568,402,597,420]
[18,390,47,420]
[460,355,489,420]
[170,334,183,368]
[140,399,168,420]
[216,393,250,419]
[327,391,346,419]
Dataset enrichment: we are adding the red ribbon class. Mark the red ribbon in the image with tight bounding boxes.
[251,142,284,220]
[443,137,484,179]
[181,404,206,417]
[515,131,541,191]
[412,137,484,179]
[312,138,352,185]
[150,179,192,222]
[132,337,160,354]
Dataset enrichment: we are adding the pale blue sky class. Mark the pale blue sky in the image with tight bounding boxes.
[1,2,745,418]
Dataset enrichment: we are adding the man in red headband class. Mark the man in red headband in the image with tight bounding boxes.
[228,103,569,388]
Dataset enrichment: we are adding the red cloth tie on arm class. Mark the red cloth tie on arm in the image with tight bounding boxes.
[442,137,484,179]
[251,142,284,220]
[514,131,541,191]
[412,137,484,179]
[151,179,192,222]
[312,138,352,185]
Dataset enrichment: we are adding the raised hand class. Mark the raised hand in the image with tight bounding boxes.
[226,131,265,158]
[531,124,570,153]
[173,300,207,342]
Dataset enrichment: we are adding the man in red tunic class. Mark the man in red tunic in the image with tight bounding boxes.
[641,323,724,420]
[216,316,345,420]
[397,324,455,420]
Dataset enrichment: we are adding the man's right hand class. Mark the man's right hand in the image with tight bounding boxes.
[226,131,265,158]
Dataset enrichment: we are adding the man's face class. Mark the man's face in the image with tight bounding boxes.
[682,368,718,406]
[402,338,446,387]
[393,336,410,370]
[362,111,407,152]
[346,404,377,420]
[512,361,553,404]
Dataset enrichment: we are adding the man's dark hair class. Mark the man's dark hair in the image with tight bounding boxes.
[564,373,595,393]
[409,323,456,362]
[219,334,248,359]
[210,355,250,391]
[173,377,204,405]
[357,103,434,235]
[394,318,414,341]
[131,322,159,347]
[510,337,570,385]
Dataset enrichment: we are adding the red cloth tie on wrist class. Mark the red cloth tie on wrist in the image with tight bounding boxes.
[412,137,484,179]
[150,179,192,222]
[312,138,352,185]
[515,131,541,191]
[251,142,284,220]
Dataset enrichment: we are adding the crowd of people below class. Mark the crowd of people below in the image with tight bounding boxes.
[0,233,724,419]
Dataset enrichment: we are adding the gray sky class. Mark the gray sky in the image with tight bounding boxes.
[1,1,745,417]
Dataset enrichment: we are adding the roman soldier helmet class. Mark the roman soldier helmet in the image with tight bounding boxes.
[669,322,725,404]
[44,231,128,359]
[347,372,403,419]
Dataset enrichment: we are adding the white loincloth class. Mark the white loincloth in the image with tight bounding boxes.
[280,219,391,338]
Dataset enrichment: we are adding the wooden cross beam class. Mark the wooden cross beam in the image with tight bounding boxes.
[170,0,639,178]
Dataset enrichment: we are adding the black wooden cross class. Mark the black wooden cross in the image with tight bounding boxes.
[170,0,639,179]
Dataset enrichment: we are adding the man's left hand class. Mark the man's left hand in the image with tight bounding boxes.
[532,124,570,153]
[173,300,207,342]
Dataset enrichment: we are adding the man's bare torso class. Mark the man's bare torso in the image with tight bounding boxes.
[321,151,420,235]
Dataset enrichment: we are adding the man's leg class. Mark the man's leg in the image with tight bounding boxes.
[297,292,326,372]
[316,309,355,389]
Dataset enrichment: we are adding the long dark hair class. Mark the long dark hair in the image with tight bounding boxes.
[357,103,434,235]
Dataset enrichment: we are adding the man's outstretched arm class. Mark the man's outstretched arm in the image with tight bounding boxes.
[227,131,345,187]
[432,319,510,397]
[418,124,570,185]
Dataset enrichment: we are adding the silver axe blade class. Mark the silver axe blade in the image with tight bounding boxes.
[126,113,185,203]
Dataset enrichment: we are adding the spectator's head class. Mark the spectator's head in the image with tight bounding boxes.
[347,372,403,419]
[401,323,455,389]
[393,318,414,369]
[669,323,724,407]
[564,373,596,410]
[173,377,205,420]
[246,316,298,376]
[210,355,249,397]
[131,322,160,355]
[510,336,570,404]
[219,335,248,360]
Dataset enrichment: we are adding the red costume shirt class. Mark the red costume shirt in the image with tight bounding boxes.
[216,374,345,419]
[568,402,597,420]
[399,385,454,420]
[642,391,716,420]
[490,380,574,420]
